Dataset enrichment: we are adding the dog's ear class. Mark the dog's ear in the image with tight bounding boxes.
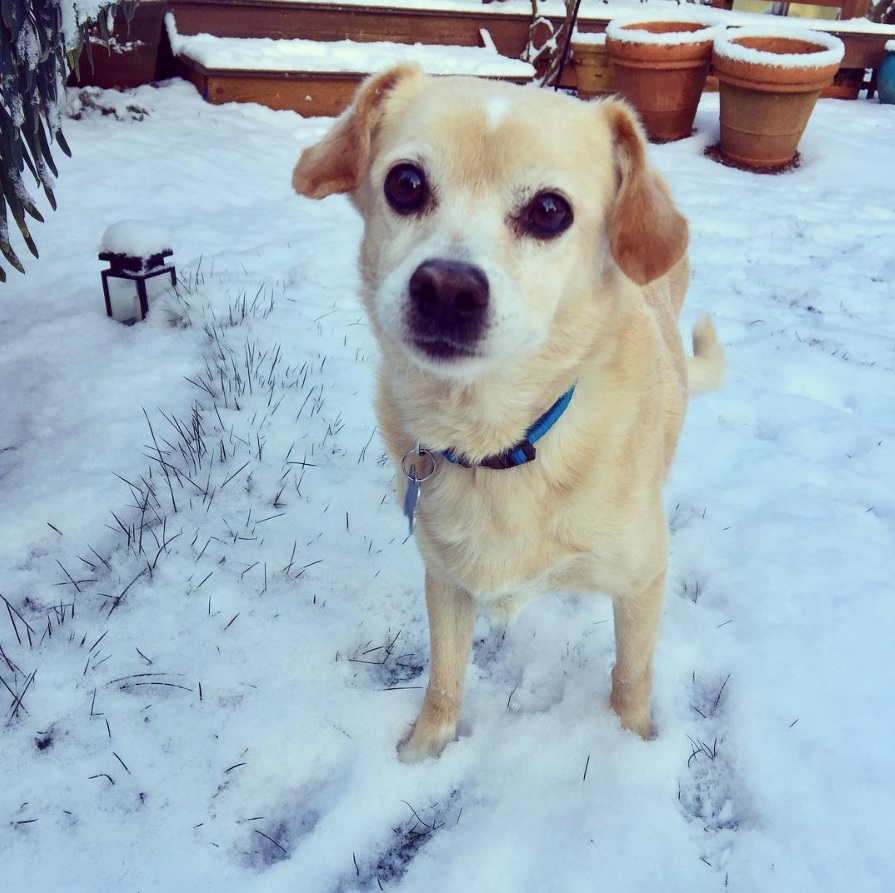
[293,65,422,200]
[604,101,689,286]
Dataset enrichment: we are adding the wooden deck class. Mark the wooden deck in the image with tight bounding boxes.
[162,0,895,114]
[165,0,577,112]
[180,63,367,115]
[167,0,589,55]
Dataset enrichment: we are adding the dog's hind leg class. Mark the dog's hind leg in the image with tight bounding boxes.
[609,568,667,739]
[397,571,477,763]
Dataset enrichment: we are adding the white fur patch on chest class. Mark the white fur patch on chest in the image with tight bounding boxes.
[466,553,592,622]
[475,579,548,622]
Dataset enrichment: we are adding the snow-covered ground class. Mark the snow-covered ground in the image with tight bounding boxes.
[2,79,893,892]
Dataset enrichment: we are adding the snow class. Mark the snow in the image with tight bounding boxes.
[60,1,105,51]
[708,9,892,37]
[714,27,845,69]
[571,31,607,47]
[605,12,724,48]
[260,0,642,14]
[166,15,534,77]
[2,78,895,892]
[886,38,895,52]
[241,0,892,35]
[100,220,172,257]
[596,2,895,38]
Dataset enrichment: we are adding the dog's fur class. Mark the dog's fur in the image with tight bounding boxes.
[294,66,724,763]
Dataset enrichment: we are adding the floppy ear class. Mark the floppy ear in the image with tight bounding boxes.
[292,65,422,200]
[604,101,689,286]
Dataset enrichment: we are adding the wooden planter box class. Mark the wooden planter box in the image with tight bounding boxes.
[72,1,169,89]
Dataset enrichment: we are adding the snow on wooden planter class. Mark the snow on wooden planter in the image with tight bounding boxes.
[165,13,534,115]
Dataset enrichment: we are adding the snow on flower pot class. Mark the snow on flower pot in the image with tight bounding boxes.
[605,14,724,143]
[712,27,845,171]
[571,33,614,99]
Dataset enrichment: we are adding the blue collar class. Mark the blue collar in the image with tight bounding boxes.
[441,385,576,470]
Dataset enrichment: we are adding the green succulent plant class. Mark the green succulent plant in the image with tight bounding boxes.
[0,0,135,281]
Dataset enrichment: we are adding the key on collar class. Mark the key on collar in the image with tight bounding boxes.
[401,446,436,536]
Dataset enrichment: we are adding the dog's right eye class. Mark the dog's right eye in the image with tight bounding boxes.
[384,164,430,215]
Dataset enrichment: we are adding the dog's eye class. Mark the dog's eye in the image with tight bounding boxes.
[521,192,573,239]
[384,163,430,215]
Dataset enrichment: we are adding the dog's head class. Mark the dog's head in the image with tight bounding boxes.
[294,67,687,380]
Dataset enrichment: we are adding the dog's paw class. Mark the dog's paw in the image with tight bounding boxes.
[616,708,655,740]
[396,720,457,764]
[610,674,654,740]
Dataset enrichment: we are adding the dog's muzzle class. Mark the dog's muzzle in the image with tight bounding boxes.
[406,259,489,361]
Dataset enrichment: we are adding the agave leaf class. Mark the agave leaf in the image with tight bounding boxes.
[0,162,44,226]
[23,200,45,224]
[84,30,95,73]
[0,197,26,273]
[0,116,17,175]
[42,182,56,212]
[15,217,38,259]
[37,117,58,179]
[67,45,81,80]
[1,0,23,42]
[22,109,59,196]
[19,119,44,187]
[0,38,15,87]
[0,240,26,273]
[37,62,60,112]
[21,143,38,181]
[56,127,71,158]
[0,0,115,277]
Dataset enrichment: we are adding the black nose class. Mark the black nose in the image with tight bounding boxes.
[407,260,489,357]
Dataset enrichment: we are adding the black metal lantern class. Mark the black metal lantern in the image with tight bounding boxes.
[99,248,176,324]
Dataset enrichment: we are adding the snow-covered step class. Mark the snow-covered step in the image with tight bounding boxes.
[167,15,535,115]
[167,0,551,56]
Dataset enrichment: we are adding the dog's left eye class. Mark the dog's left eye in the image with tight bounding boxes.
[384,163,430,215]
[520,192,573,239]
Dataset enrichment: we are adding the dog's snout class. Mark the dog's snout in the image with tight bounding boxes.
[409,260,489,321]
[407,260,489,360]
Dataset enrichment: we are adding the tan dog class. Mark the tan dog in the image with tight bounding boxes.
[294,66,723,763]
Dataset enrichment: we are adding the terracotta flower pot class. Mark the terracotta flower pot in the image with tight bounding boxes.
[712,28,845,171]
[605,16,723,143]
[571,34,614,99]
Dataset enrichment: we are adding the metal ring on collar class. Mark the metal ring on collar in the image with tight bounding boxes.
[401,446,437,482]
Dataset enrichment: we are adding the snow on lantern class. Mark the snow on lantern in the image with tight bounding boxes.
[99,221,176,324]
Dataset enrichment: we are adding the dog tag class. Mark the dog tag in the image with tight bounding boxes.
[403,465,422,535]
[401,446,436,537]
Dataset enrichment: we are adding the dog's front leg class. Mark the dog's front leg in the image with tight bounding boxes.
[398,570,477,763]
[609,569,666,739]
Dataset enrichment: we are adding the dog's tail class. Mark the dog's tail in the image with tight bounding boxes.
[687,315,725,396]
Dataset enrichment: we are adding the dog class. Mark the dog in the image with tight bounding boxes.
[293,66,724,763]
